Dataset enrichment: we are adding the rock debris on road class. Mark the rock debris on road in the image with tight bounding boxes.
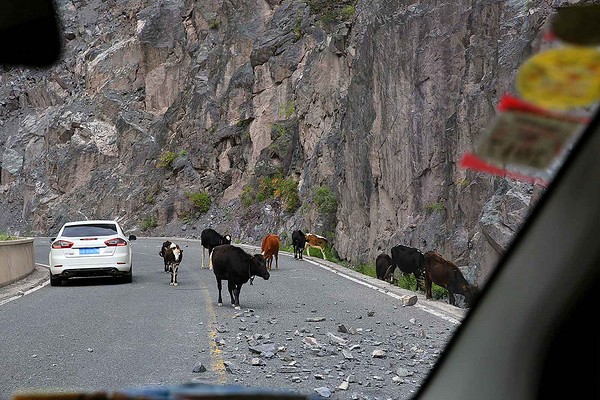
[1,238,460,400]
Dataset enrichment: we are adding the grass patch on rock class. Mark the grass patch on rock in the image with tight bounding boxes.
[185,191,211,214]
[0,231,18,241]
[242,176,300,212]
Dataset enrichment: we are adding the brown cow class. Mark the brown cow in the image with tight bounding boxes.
[424,251,477,307]
[305,233,328,260]
[261,234,280,270]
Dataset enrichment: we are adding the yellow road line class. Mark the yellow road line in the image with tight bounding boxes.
[202,287,227,384]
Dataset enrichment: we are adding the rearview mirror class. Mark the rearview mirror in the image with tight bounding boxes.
[129,235,137,241]
[49,237,55,243]
[0,0,61,67]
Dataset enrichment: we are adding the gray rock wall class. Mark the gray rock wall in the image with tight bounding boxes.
[0,0,564,285]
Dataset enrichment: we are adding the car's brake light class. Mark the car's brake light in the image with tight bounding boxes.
[52,240,74,249]
[105,238,127,246]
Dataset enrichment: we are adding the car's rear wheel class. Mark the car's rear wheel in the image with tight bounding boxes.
[122,266,132,284]
[49,274,62,286]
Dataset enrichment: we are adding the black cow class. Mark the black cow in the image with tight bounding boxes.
[164,243,183,286]
[291,230,306,260]
[210,244,270,310]
[391,245,425,291]
[159,240,173,272]
[201,228,232,269]
[375,253,395,283]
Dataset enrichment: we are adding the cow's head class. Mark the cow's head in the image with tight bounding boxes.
[170,243,183,263]
[462,284,479,308]
[250,254,270,280]
[222,235,232,245]
[383,264,396,283]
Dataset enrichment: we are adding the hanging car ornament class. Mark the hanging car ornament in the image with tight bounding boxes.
[459,95,587,185]
[516,46,600,110]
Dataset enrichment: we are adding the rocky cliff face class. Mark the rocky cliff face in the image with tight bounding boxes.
[0,0,561,285]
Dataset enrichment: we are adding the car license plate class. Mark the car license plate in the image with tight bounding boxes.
[79,248,100,255]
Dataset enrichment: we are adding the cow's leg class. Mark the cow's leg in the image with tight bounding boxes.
[414,271,422,292]
[173,264,178,286]
[164,259,168,273]
[201,247,205,269]
[447,288,456,306]
[216,279,223,306]
[293,245,297,259]
[275,253,279,269]
[233,284,242,310]
[319,246,327,260]
[208,248,214,270]
[304,243,310,259]
[227,280,235,306]
[425,273,432,300]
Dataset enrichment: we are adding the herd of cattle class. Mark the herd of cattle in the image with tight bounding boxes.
[158,229,478,309]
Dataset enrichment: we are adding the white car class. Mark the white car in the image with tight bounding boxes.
[49,220,136,286]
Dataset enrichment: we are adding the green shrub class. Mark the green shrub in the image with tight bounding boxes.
[274,177,300,212]
[144,194,155,204]
[279,243,294,253]
[425,203,446,214]
[141,216,158,231]
[324,243,340,262]
[0,231,18,241]
[314,186,337,215]
[242,176,300,212]
[237,119,251,128]
[307,0,356,24]
[293,19,303,40]
[242,185,257,207]
[186,191,211,214]
[390,272,445,298]
[340,5,355,20]
[348,261,377,279]
[157,151,177,169]
[279,101,295,118]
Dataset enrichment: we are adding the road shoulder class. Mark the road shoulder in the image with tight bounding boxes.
[0,264,49,306]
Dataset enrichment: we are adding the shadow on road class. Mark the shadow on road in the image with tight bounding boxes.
[58,277,130,287]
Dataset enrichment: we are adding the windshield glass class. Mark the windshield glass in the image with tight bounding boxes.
[0,1,598,399]
[61,224,118,237]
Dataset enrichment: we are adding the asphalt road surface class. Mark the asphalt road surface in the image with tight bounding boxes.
[0,238,460,399]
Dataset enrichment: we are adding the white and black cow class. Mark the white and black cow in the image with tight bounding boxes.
[210,244,270,310]
[159,240,173,272]
[390,244,425,291]
[164,243,183,286]
[200,228,232,269]
[291,230,306,260]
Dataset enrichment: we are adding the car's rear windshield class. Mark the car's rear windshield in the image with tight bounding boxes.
[61,224,118,237]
